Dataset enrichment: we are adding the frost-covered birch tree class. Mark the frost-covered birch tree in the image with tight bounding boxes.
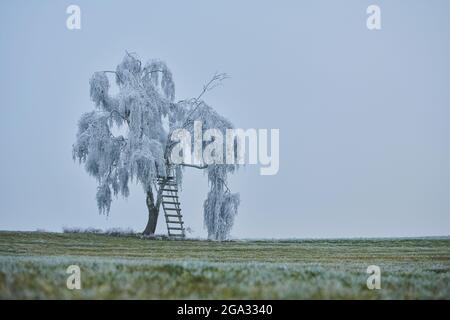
[73,53,240,240]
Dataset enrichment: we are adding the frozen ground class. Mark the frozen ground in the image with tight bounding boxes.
[0,231,448,299]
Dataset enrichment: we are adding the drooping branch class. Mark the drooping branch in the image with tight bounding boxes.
[109,109,129,124]
[217,176,230,193]
[141,69,165,79]
[102,68,165,86]
[102,70,123,83]
[125,51,141,69]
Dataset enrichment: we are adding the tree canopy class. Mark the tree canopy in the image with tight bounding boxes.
[73,53,240,240]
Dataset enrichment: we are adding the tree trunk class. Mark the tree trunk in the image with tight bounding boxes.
[143,191,160,235]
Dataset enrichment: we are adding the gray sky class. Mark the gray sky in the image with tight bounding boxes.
[1,0,449,238]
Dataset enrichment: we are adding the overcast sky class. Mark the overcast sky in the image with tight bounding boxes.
[0,0,449,238]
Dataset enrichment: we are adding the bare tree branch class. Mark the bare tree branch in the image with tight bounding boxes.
[142,69,165,79]
[178,163,208,170]
[195,72,229,102]
[180,72,229,130]
[102,70,124,84]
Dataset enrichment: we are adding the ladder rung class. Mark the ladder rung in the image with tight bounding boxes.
[162,195,178,198]
[157,176,174,180]
[162,188,178,192]
[158,182,177,186]
[163,201,180,205]
[165,208,181,211]
[169,234,185,237]
[167,220,183,224]
[166,214,182,218]
[168,227,184,231]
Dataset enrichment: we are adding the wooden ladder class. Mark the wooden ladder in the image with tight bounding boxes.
[157,170,185,238]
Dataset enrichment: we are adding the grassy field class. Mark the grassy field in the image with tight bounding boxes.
[0,231,448,299]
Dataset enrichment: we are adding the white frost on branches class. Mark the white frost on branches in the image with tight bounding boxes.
[73,53,240,240]
[204,165,240,240]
